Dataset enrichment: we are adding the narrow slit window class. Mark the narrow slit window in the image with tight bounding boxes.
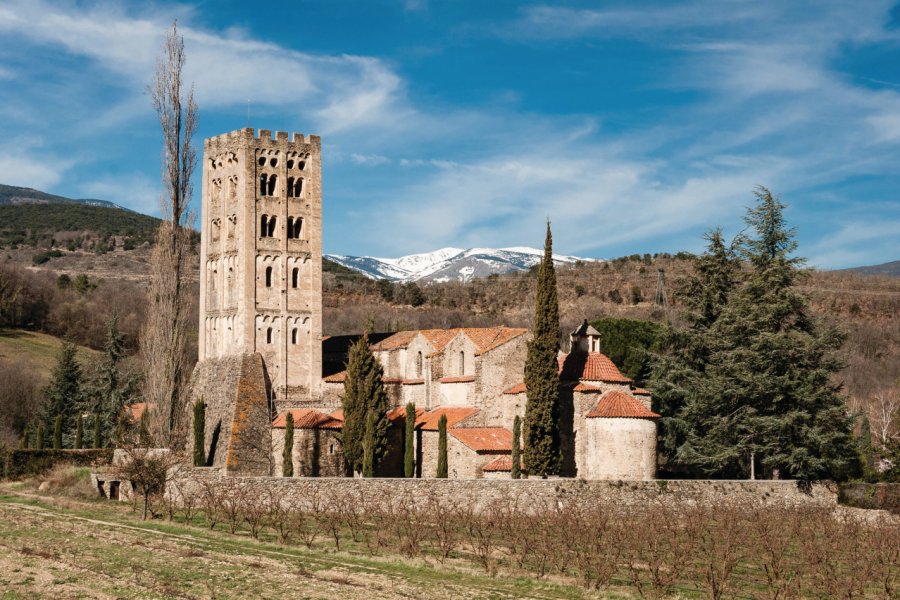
[291,328,298,344]
[267,216,277,237]
[292,267,299,289]
[287,176,295,198]
[259,174,268,196]
[260,214,268,237]
[416,351,423,378]
[286,217,294,239]
[265,266,273,287]
[267,174,277,196]
[292,217,302,239]
[459,351,465,375]
[266,327,273,344]
[293,178,303,197]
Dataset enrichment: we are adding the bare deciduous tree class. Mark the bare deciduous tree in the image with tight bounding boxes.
[869,388,900,447]
[142,20,197,449]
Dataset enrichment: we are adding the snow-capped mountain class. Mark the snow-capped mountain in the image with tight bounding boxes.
[326,247,600,283]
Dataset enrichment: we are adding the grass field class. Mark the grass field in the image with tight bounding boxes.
[0,482,596,600]
[0,329,100,381]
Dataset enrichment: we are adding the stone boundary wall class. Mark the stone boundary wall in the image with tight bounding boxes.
[170,467,838,514]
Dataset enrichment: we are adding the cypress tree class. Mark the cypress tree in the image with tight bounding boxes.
[524,222,561,477]
[436,414,448,478]
[93,413,101,448]
[362,410,376,478]
[36,424,45,450]
[53,415,63,449]
[282,412,294,477]
[20,422,30,450]
[511,415,521,479]
[404,402,416,478]
[341,333,390,475]
[87,318,139,445]
[75,415,84,450]
[43,340,83,445]
[193,399,206,467]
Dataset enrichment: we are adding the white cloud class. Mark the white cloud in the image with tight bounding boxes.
[0,153,63,190]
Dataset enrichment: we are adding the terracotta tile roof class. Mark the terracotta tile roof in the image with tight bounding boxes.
[632,387,652,396]
[370,330,420,352]
[558,352,632,384]
[125,402,155,422]
[449,427,512,452]
[461,327,528,355]
[586,390,660,419]
[382,377,404,384]
[482,455,523,472]
[401,379,425,385]
[439,375,476,383]
[323,371,346,383]
[415,407,479,431]
[330,409,344,421]
[503,382,527,395]
[370,327,527,356]
[273,408,343,430]
[573,382,604,393]
[419,329,460,352]
[386,406,426,423]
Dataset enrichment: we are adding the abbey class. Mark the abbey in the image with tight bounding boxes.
[191,128,658,480]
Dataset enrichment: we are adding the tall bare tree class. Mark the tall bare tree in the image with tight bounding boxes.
[141,20,197,448]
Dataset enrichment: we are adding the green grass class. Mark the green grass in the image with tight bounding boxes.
[0,329,100,380]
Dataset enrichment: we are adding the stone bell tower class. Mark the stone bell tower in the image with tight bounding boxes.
[199,128,322,407]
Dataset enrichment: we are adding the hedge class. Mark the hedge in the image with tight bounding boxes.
[838,482,900,514]
[1,449,114,480]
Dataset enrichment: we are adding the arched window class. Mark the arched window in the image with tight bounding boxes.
[210,269,217,292]
[286,217,294,239]
[260,214,268,237]
[298,160,306,171]
[291,328,298,344]
[293,178,303,197]
[267,216,277,237]
[266,327,273,344]
[265,266,273,287]
[292,217,302,239]
[291,267,299,289]
[259,174,268,196]
[287,176,295,198]
[267,174,277,196]
[416,351,423,378]
[459,351,465,375]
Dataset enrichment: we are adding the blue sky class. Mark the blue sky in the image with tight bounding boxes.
[1,1,899,267]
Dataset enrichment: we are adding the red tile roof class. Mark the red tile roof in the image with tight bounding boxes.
[125,402,155,422]
[370,330,420,352]
[386,406,426,423]
[273,408,344,430]
[370,327,527,356]
[573,382,604,393]
[462,327,528,355]
[558,352,632,384]
[439,375,476,383]
[415,407,479,431]
[401,379,425,385]
[450,427,513,452]
[323,371,346,383]
[586,390,660,419]
[482,455,523,472]
[632,387,652,396]
[503,382,527,395]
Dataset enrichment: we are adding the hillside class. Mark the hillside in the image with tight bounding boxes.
[0,329,99,381]
[844,260,900,278]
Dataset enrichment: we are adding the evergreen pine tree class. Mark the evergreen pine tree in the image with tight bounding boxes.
[341,334,390,475]
[653,187,857,480]
[53,415,63,450]
[404,402,415,478]
[36,424,45,450]
[193,399,206,467]
[282,412,294,477]
[436,414,448,478]
[87,318,139,445]
[43,340,83,444]
[93,413,101,448]
[75,415,83,450]
[362,410,376,478]
[524,222,561,477]
[511,415,521,479]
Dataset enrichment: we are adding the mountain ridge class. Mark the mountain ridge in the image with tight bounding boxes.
[0,183,128,210]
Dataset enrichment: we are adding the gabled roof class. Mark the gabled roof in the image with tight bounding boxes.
[558,352,632,384]
[273,408,343,430]
[462,327,528,355]
[632,387,652,396]
[415,407,479,431]
[323,371,346,383]
[585,390,660,419]
[449,427,513,452]
[370,327,527,356]
[573,382,604,393]
[386,406,426,423]
[370,330,420,352]
[482,455,523,472]
[570,319,601,337]
[503,382,527,395]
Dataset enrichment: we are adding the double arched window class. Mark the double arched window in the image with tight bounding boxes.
[260,215,277,238]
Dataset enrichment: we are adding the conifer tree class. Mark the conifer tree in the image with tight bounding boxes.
[511,415,521,479]
[652,187,857,480]
[282,412,294,477]
[88,318,139,444]
[53,415,62,450]
[436,414,448,478]
[341,334,390,475]
[43,341,83,444]
[193,399,205,467]
[524,222,561,477]
[404,402,416,478]
[20,422,30,450]
[93,413,101,448]
[362,410,376,478]
[75,415,83,450]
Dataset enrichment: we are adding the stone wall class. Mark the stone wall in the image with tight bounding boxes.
[170,467,839,515]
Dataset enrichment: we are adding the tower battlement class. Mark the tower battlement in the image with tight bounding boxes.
[198,126,323,407]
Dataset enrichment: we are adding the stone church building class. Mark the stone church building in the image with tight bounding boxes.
[189,128,659,481]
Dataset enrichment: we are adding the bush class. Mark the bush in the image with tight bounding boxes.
[1,448,113,479]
